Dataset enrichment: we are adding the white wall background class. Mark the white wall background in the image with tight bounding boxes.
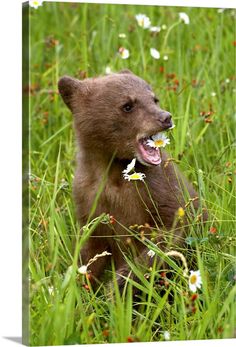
[0,0,234,346]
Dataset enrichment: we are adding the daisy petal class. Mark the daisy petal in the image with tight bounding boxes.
[135,14,151,29]
[179,12,190,25]
[150,48,160,60]
[122,158,136,174]
[147,249,155,258]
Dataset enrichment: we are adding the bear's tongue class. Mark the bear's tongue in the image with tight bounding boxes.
[138,137,162,165]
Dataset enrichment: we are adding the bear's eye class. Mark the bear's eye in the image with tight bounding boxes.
[122,102,134,113]
[154,97,159,104]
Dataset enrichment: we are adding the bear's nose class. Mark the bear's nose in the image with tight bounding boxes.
[158,111,172,129]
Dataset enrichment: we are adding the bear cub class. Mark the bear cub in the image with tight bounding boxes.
[58,70,202,288]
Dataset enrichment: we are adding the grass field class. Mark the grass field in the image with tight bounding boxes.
[27,2,236,345]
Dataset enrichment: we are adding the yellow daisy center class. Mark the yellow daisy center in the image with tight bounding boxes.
[178,207,185,217]
[154,139,164,147]
[33,1,39,4]
[130,173,141,180]
[190,274,197,285]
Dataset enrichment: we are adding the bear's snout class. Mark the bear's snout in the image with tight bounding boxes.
[156,110,172,130]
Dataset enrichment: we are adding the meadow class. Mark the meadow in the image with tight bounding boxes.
[28,2,235,345]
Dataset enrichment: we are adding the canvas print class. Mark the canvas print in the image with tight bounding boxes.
[23,1,236,345]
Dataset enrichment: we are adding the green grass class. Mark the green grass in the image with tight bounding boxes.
[28,2,236,346]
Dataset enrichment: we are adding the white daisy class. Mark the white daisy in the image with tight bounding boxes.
[146,133,170,149]
[135,14,151,29]
[119,47,130,59]
[163,331,170,341]
[147,249,155,258]
[150,48,160,60]
[78,265,88,275]
[123,172,146,181]
[122,158,136,174]
[189,270,202,292]
[118,33,126,38]
[48,286,54,295]
[150,26,161,33]
[105,66,112,74]
[179,12,190,25]
[29,0,43,9]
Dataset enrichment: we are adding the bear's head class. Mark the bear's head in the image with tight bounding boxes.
[58,70,172,166]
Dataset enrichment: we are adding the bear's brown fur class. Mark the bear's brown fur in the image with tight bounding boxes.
[58,70,204,288]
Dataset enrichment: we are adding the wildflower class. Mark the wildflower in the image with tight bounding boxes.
[29,0,43,9]
[177,207,185,218]
[109,215,116,224]
[78,265,87,275]
[211,92,216,97]
[209,226,217,234]
[166,73,176,80]
[161,24,167,30]
[163,331,170,340]
[204,118,213,124]
[150,48,160,60]
[159,66,165,73]
[147,249,155,258]
[163,55,169,61]
[122,158,136,174]
[225,78,230,84]
[105,66,112,74]
[118,33,126,38]
[146,133,170,148]
[135,14,151,29]
[179,12,190,24]
[191,293,198,301]
[127,336,135,342]
[189,270,202,292]
[123,172,146,181]
[102,330,109,337]
[118,47,130,59]
[150,26,161,33]
[48,286,54,295]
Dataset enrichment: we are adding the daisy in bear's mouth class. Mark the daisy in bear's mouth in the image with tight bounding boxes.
[138,132,171,166]
[146,133,170,148]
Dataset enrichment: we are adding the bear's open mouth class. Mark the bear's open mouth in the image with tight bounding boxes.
[138,135,162,166]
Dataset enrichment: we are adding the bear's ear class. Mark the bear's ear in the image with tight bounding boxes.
[119,69,134,75]
[58,76,83,111]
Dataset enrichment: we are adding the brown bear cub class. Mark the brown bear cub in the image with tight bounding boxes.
[58,70,202,289]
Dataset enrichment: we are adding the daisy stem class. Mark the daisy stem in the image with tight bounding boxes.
[162,21,180,52]
[137,28,146,71]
